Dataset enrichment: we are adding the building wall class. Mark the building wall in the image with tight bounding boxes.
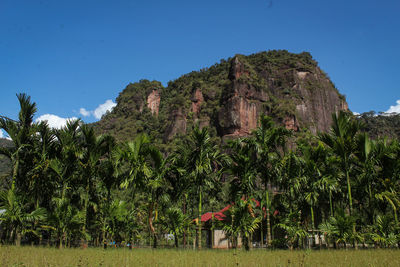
[213,230,242,249]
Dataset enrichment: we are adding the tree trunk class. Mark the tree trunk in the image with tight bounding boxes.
[243,235,250,251]
[82,182,90,248]
[15,227,21,246]
[260,220,264,248]
[345,165,358,250]
[266,190,272,248]
[11,156,19,191]
[59,234,63,249]
[211,212,214,248]
[182,195,187,248]
[148,202,157,248]
[310,205,315,247]
[198,188,202,249]
[153,233,157,248]
[174,230,179,248]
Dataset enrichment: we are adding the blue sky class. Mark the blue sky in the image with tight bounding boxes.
[1,0,400,136]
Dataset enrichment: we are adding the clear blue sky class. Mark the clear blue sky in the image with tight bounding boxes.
[1,0,399,131]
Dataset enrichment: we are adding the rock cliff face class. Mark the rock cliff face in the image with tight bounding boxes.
[94,50,348,143]
[147,89,161,116]
[216,53,347,137]
[191,89,204,116]
[219,57,268,137]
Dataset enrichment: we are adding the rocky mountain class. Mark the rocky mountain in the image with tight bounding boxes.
[357,111,400,140]
[94,50,348,143]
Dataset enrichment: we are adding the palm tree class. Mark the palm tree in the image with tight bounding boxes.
[319,111,361,215]
[116,134,152,190]
[0,93,37,191]
[51,119,82,199]
[97,136,118,246]
[0,189,46,246]
[316,174,340,218]
[165,147,192,248]
[115,134,159,246]
[221,198,261,250]
[183,126,225,249]
[375,191,400,224]
[78,125,112,244]
[319,111,361,248]
[143,146,170,248]
[49,196,83,248]
[368,215,398,248]
[162,206,190,248]
[29,121,57,209]
[319,209,357,249]
[227,138,258,201]
[250,115,290,248]
[276,211,307,250]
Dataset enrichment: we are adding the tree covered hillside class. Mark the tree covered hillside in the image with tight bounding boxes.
[94,50,347,145]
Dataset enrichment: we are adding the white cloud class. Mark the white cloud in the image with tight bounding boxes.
[386,100,400,114]
[0,129,11,140]
[93,99,116,119]
[79,99,116,120]
[36,114,78,129]
[353,112,360,116]
[79,108,91,117]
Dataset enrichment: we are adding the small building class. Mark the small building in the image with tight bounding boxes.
[198,200,261,249]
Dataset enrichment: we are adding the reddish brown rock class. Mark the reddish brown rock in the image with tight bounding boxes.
[191,89,204,115]
[292,68,348,133]
[164,109,187,141]
[231,57,250,79]
[147,89,160,116]
[219,56,268,137]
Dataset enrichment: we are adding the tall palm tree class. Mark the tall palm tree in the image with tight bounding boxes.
[51,119,82,199]
[0,93,37,191]
[250,115,290,248]
[165,147,192,248]
[319,111,361,217]
[227,138,258,201]
[143,146,170,248]
[115,134,159,246]
[116,134,152,190]
[319,111,361,248]
[78,125,112,244]
[183,126,225,249]
[29,121,57,209]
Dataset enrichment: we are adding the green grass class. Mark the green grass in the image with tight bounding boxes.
[1,246,399,267]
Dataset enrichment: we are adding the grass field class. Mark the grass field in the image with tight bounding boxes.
[0,246,399,267]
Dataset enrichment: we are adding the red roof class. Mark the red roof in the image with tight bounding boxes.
[196,198,279,223]
[196,199,263,223]
[199,204,232,222]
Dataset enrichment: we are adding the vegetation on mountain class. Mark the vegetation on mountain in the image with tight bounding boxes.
[357,111,400,140]
[94,50,347,144]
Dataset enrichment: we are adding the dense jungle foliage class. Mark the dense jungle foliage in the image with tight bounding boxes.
[1,94,399,250]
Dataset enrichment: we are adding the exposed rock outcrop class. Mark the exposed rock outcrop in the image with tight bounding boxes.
[147,89,160,116]
[219,57,268,137]
[164,109,187,141]
[94,50,349,142]
[191,89,204,116]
